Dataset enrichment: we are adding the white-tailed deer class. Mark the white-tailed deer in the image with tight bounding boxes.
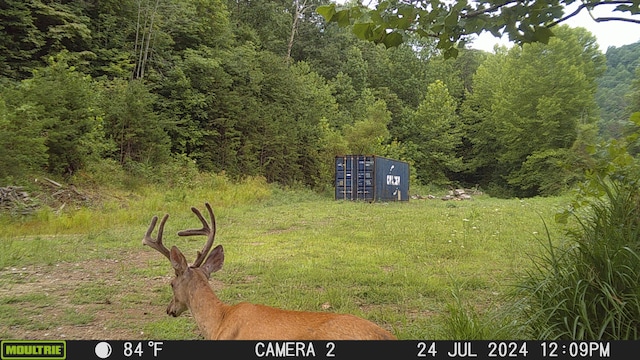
[143,203,397,340]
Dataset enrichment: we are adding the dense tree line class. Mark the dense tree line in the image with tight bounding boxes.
[596,42,640,139]
[0,0,638,198]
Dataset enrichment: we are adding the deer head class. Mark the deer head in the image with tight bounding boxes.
[143,203,224,317]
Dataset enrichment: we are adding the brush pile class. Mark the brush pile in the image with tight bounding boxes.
[1,178,90,215]
[0,186,37,215]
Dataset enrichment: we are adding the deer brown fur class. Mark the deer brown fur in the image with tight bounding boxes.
[143,203,396,340]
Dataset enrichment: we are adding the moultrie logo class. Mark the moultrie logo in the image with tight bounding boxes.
[1,340,66,360]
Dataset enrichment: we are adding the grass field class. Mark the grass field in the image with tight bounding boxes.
[0,177,570,340]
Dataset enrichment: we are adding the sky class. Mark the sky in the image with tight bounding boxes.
[470,3,640,52]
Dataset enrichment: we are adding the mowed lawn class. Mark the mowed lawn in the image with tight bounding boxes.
[0,183,569,339]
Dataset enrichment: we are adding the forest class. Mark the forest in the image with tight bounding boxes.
[1,0,640,198]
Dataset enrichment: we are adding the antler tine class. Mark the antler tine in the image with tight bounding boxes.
[142,214,171,260]
[178,203,216,267]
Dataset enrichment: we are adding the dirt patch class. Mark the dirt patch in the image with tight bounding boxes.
[0,250,200,340]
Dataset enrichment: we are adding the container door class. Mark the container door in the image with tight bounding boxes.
[335,155,375,201]
[356,156,374,201]
[374,157,410,201]
[335,156,354,200]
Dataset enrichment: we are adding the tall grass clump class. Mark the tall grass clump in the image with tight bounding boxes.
[442,283,524,340]
[514,146,640,340]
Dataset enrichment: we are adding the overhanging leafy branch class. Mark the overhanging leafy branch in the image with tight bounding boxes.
[317,0,640,57]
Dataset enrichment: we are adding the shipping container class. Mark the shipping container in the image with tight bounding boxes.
[335,155,409,202]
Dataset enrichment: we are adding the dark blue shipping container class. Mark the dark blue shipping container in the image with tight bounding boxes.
[335,155,409,201]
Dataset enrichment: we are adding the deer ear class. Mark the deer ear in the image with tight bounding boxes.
[170,246,188,275]
[202,245,224,279]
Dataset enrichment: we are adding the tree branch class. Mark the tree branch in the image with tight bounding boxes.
[547,1,637,28]
[462,0,519,19]
[592,16,640,24]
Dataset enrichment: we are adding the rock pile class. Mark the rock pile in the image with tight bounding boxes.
[411,188,482,201]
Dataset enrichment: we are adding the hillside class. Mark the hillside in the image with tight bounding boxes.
[596,41,640,138]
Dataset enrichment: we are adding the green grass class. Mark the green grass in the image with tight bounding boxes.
[514,179,640,340]
[0,293,57,331]
[0,177,571,340]
[62,308,95,325]
[143,318,200,340]
[71,281,120,305]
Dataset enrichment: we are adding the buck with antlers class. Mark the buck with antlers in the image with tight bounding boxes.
[143,203,397,340]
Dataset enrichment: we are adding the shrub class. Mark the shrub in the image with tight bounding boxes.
[515,177,640,340]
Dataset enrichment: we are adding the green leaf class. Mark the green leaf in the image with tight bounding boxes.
[398,5,415,18]
[465,18,486,34]
[615,4,640,15]
[452,0,468,12]
[444,13,458,28]
[335,10,351,27]
[443,47,459,59]
[487,25,504,38]
[548,4,565,19]
[372,25,387,42]
[370,8,383,23]
[316,4,336,21]
[436,34,452,49]
[382,32,404,48]
[352,22,374,40]
[317,5,351,27]
[532,26,554,44]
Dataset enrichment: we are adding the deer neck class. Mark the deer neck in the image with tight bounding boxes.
[186,272,227,338]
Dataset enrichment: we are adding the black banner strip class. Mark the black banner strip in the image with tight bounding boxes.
[3,340,637,360]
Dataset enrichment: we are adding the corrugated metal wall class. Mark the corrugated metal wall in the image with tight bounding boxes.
[335,155,409,202]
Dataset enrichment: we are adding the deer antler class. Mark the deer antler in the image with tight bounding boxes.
[178,203,216,268]
[143,214,171,260]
